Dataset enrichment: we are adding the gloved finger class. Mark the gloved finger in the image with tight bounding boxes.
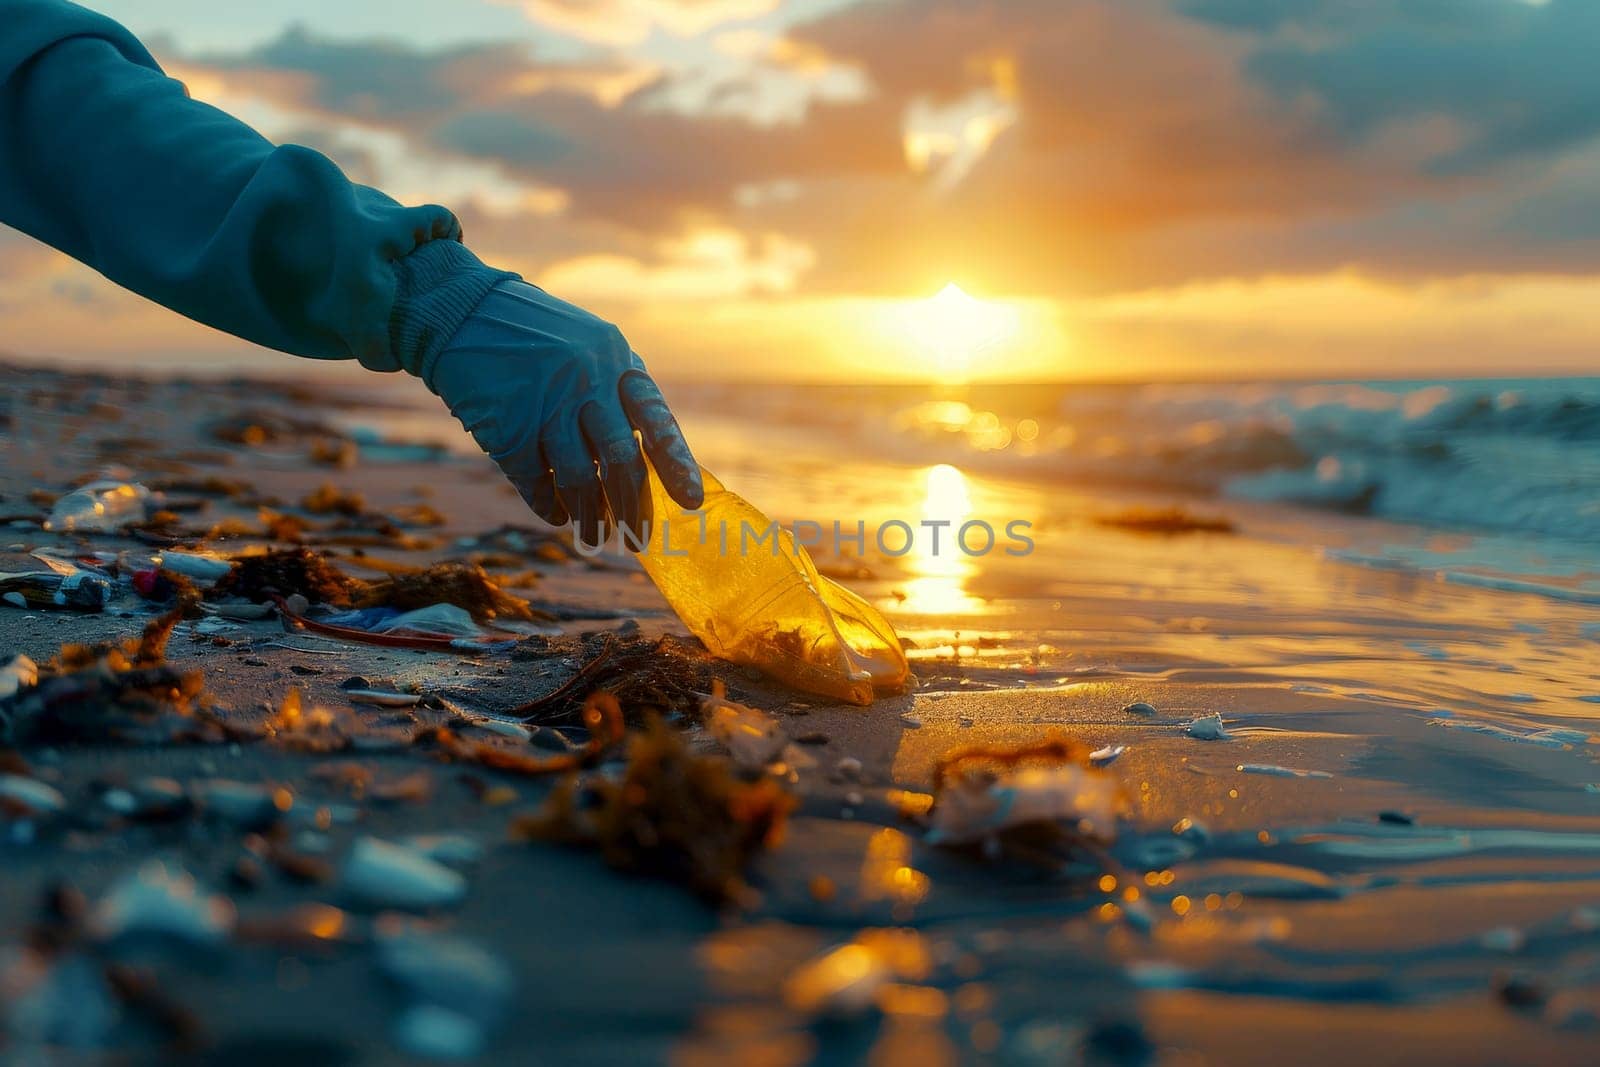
[546,429,606,547]
[619,370,703,509]
[578,401,647,537]
[489,433,567,527]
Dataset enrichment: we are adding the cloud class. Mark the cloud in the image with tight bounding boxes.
[1214,0,1600,172]
[502,0,782,45]
[537,227,815,300]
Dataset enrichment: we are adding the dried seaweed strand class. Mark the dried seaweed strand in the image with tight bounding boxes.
[430,691,624,776]
[509,633,617,719]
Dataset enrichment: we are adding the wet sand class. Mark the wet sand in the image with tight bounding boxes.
[3,364,1600,1064]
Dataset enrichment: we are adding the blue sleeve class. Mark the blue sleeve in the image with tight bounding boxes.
[0,0,513,372]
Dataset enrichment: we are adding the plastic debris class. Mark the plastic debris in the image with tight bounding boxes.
[1187,714,1230,740]
[928,731,1125,847]
[90,861,236,955]
[0,654,38,699]
[0,569,116,611]
[282,602,520,652]
[702,680,787,770]
[635,465,908,705]
[340,837,467,912]
[1089,744,1127,767]
[155,550,233,585]
[44,480,150,533]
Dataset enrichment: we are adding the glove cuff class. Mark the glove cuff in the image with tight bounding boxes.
[389,239,519,386]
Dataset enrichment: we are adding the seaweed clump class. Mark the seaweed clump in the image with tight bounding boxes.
[513,715,793,905]
[211,548,359,608]
[1095,507,1236,535]
[0,603,217,745]
[354,562,535,622]
[508,634,714,725]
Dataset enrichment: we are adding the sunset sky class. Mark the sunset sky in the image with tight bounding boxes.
[7,0,1600,381]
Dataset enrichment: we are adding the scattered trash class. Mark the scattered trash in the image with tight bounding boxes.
[1186,714,1230,741]
[703,680,787,771]
[0,568,116,611]
[155,550,233,585]
[927,731,1125,849]
[340,837,467,912]
[280,600,519,653]
[635,465,908,705]
[44,480,151,533]
[513,715,793,905]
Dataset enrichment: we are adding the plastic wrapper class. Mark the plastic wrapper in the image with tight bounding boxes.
[634,466,908,706]
[43,480,150,533]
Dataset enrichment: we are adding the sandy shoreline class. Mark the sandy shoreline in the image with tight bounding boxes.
[3,363,1600,1064]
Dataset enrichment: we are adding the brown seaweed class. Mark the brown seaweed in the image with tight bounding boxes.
[512,714,793,906]
[211,548,359,607]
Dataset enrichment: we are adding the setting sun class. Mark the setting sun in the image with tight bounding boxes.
[893,282,1022,379]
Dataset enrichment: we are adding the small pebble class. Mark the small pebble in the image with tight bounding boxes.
[393,1004,486,1060]
[341,837,467,912]
[1186,714,1230,741]
[0,774,66,816]
[90,861,236,954]
[834,757,863,782]
[1123,701,1158,716]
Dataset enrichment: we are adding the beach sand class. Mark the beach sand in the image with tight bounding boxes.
[2,363,1599,1064]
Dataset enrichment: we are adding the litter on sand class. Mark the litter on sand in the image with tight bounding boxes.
[1186,713,1231,740]
[634,464,908,705]
[927,731,1126,850]
[702,679,788,771]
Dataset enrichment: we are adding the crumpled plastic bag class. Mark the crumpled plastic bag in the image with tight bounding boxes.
[634,465,908,706]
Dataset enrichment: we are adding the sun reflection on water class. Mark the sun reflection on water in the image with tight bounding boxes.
[894,463,988,615]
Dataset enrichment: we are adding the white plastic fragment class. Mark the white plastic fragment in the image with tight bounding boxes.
[44,480,150,533]
[929,763,1124,846]
[702,680,787,770]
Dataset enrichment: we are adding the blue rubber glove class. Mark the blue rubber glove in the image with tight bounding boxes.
[426,279,704,545]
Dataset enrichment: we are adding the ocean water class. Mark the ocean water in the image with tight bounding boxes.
[659,377,1600,605]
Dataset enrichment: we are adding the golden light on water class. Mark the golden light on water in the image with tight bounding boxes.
[895,463,986,615]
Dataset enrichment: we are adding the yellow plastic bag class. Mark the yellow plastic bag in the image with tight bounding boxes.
[634,466,909,706]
